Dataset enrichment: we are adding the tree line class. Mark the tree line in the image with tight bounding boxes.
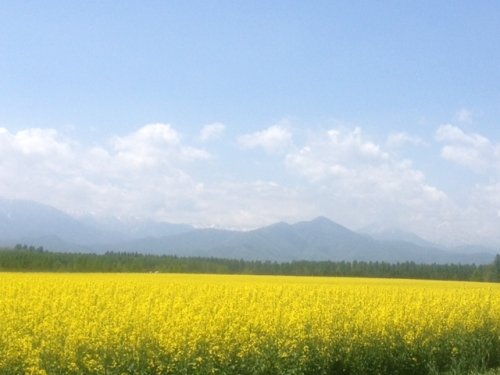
[1,245,499,282]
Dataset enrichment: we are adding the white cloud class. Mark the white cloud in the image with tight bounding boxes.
[0,124,211,220]
[435,124,486,145]
[329,128,380,156]
[238,124,293,153]
[441,182,500,246]
[112,123,210,168]
[0,124,309,229]
[426,123,500,244]
[285,127,390,181]
[436,124,500,171]
[284,127,451,236]
[192,181,312,229]
[2,122,500,246]
[386,132,426,148]
[440,146,488,170]
[0,127,73,157]
[199,122,225,142]
[1,123,444,235]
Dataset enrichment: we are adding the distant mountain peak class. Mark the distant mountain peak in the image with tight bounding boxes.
[295,216,352,233]
[310,216,333,224]
[264,221,291,229]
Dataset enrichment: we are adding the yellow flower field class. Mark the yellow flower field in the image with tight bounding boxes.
[0,273,499,374]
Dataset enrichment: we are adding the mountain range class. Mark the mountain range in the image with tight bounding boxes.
[0,198,496,264]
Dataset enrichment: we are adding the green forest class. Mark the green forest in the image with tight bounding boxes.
[1,245,499,282]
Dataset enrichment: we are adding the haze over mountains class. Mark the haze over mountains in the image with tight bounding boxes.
[0,198,496,264]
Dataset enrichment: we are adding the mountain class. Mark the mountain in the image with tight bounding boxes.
[360,225,498,256]
[0,198,193,251]
[359,226,439,249]
[108,216,495,264]
[451,244,498,255]
[108,218,375,261]
[0,198,496,264]
[0,198,101,250]
[80,216,194,240]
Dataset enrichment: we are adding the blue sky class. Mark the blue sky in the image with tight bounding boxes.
[1,1,500,245]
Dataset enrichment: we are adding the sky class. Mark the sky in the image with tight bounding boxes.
[1,1,500,246]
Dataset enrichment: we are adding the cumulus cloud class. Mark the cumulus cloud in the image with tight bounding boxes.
[0,127,73,157]
[284,127,450,235]
[199,122,225,142]
[426,123,500,244]
[0,124,309,229]
[439,182,500,246]
[386,132,426,148]
[435,124,486,145]
[0,124,211,219]
[436,124,500,171]
[238,124,293,153]
[112,123,211,168]
[2,122,500,245]
[285,127,390,182]
[192,181,312,229]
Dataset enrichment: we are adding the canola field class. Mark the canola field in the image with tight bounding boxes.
[0,273,499,375]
